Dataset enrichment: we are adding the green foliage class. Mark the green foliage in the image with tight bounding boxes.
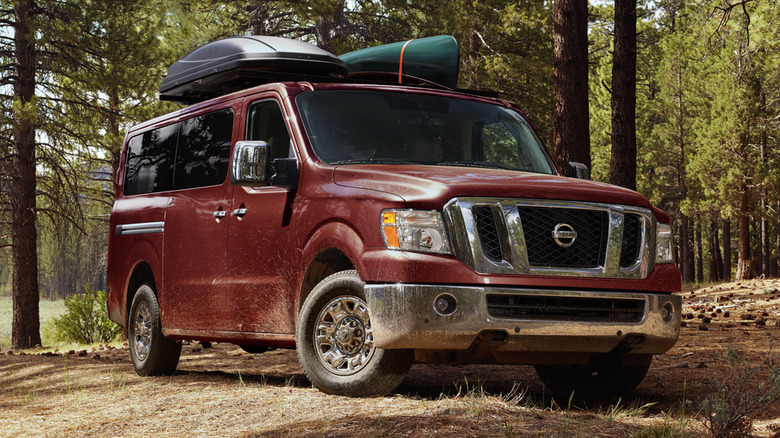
[49,287,119,345]
[700,346,780,438]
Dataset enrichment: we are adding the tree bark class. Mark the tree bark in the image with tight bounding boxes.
[552,0,590,171]
[695,219,703,283]
[680,215,692,283]
[313,0,346,52]
[776,198,780,278]
[609,0,637,190]
[465,29,481,89]
[760,113,770,277]
[11,0,41,349]
[735,186,752,280]
[723,219,732,281]
[685,218,695,282]
[709,220,723,282]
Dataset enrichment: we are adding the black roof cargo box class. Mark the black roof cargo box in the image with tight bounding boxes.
[160,36,347,104]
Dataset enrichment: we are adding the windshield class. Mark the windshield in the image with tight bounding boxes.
[295,90,555,174]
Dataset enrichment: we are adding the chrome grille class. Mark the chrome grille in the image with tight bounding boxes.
[486,293,646,322]
[620,214,642,268]
[443,198,656,279]
[472,206,502,263]
[516,207,608,268]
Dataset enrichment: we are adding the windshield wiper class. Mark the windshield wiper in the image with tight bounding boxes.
[330,158,417,165]
[437,161,514,170]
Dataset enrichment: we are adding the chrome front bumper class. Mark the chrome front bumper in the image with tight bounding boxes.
[364,284,681,355]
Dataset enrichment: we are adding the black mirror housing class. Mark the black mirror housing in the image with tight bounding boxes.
[566,162,590,180]
[271,158,299,190]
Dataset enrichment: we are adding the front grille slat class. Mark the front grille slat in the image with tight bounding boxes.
[444,198,654,278]
[517,207,608,268]
[620,214,642,268]
[487,294,645,323]
[472,206,503,263]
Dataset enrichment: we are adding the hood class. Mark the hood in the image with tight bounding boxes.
[333,165,653,210]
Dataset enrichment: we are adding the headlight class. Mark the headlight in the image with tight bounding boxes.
[655,223,674,264]
[381,209,451,255]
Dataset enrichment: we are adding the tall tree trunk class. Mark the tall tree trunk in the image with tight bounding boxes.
[776,198,780,278]
[680,215,691,283]
[686,219,695,282]
[709,220,723,282]
[735,186,752,280]
[774,197,780,277]
[313,0,346,52]
[760,113,769,277]
[755,217,763,277]
[695,219,703,283]
[249,1,272,35]
[762,216,770,277]
[552,0,590,171]
[609,0,637,190]
[11,0,41,349]
[465,29,481,89]
[723,219,732,281]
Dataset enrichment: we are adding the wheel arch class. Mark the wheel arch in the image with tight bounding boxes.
[298,220,370,311]
[126,262,158,324]
[299,248,355,311]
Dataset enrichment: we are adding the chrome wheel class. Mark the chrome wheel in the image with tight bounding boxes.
[314,296,375,376]
[132,301,152,362]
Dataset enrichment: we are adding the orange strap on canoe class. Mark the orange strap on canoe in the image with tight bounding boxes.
[398,39,415,83]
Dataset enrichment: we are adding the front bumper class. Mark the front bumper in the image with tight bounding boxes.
[364,284,681,356]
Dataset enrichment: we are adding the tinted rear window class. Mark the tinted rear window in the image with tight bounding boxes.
[123,109,234,195]
[123,124,177,195]
[174,109,233,190]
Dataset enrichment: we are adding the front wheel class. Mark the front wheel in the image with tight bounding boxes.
[535,353,652,399]
[128,284,182,376]
[296,270,413,397]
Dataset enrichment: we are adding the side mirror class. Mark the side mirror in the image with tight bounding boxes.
[566,162,590,180]
[270,158,298,190]
[231,141,299,189]
[231,141,270,186]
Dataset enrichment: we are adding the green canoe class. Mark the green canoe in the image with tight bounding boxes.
[339,35,460,89]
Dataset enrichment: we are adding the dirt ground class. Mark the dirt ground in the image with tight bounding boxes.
[2,279,780,438]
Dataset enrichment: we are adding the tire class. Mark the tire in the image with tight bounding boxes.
[534,354,652,399]
[296,270,413,397]
[128,284,182,376]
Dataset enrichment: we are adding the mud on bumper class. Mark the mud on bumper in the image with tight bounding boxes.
[364,284,681,356]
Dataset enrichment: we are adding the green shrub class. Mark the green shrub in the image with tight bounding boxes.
[700,346,780,438]
[49,287,120,344]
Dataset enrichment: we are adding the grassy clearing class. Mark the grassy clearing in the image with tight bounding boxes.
[0,297,67,350]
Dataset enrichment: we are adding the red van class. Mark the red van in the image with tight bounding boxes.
[107,36,681,398]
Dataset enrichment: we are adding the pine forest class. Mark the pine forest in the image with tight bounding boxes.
[1,0,779,327]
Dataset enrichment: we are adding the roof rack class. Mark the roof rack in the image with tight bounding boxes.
[160,35,498,104]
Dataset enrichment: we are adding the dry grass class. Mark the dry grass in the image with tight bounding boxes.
[2,278,780,437]
[0,346,689,438]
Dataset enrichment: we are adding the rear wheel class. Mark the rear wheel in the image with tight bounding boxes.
[296,270,413,397]
[128,284,182,376]
[535,354,652,399]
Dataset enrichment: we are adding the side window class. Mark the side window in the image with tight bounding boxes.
[247,100,292,160]
[174,109,233,190]
[124,124,177,195]
[480,116,550,172]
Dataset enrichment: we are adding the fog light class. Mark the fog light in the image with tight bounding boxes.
[433,293,457,316]
[662,301,674,323]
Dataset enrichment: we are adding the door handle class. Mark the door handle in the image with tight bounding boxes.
[213,210,227,218]
[232,208,248,218]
